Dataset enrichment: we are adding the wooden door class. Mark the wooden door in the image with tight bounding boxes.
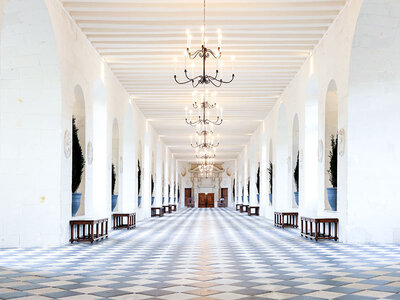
[221,188,228,207]
[185,188,192,207]
[206,193,214,207]
[198,193,207,208]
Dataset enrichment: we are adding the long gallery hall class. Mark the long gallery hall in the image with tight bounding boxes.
[0,0,400,299]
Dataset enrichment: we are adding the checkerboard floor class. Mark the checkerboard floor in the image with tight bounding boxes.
[1,208,400,299]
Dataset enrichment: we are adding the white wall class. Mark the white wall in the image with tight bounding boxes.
[0,0,169,247]
[239,0,400,243]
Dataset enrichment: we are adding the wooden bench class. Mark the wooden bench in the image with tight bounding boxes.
[170,204,177,211]
[163,205,171,214]
[274,212,298,229]
[151,207,163,217]
[248,206,259,216]
[236,203,242,211]
[70,218,108,244]
[301,217,338,241]
[240,204,249,213]
[112,213,136,230]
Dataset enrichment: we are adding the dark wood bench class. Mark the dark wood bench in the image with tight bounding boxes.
[163,205,171,214]
[170,204,177,211]
[236,204,242,211]
[151,207,163,217]
[248,206,259,216]
[301,217,338,241]
[70,218,108,243]
[112,213,136,230]
[274,212,298,228]
[240,204,249,213]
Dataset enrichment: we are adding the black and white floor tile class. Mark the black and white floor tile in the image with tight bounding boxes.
[0,208,400,299]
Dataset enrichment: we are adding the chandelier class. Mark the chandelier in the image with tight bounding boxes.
[185,89,223,127]
[174,0,235,88]
[190,131,219,150]
[196,147,216,160]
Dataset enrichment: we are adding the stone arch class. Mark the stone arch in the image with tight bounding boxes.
[137,139,143,207]
[72,85,86,216]
[346,0,400,243]
[292,114,300,208]
[0,0,63,246]
[111,118,119,211]
[324,80,338,211]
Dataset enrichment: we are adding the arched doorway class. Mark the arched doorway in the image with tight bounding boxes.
[111,119,119,212]
[324,80,338,211]
[292,114,300,208]
[268,139,273,205]
[72,85,86,216]
[137,140,143,207]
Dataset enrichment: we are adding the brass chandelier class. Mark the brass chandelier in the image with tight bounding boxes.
[185,89,223,127]
[191,131,219,150]
[174,0,235,88]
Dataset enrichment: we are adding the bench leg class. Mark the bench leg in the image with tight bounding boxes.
[70,223,74,243]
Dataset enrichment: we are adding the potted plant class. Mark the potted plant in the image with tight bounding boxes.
[247,179,250,203]
[267,161,273,205]
[327,134,338,211]
[151,174,155,205]
[256,165,260,203]
[293,152,299,206]
[111,164,118,211]
[72,118,85,217]
[174,183,176,203]
[137,160,142,206]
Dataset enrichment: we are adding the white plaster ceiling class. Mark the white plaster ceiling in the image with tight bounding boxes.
[61,0,347,163]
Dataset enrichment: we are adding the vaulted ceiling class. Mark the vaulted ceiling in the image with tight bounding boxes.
[61,0,347,163]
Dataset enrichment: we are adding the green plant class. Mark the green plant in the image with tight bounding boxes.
[137,160,141,194]
[151,174,154,196]
[294,152,299,192]
[72,118,85,193]
[328,134,338,188]
[267,161,273,194]
[256,165,260,194]
[111,163,116,195]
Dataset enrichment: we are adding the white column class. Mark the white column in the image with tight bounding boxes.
[142,132,151,216]
[170,155,175,203]
[163,149,169,206]
[155,141,163,207]
[249,144,257,206]
[243,146,248,204]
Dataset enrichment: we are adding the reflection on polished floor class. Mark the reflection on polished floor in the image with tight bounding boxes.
[0,208,400,299]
